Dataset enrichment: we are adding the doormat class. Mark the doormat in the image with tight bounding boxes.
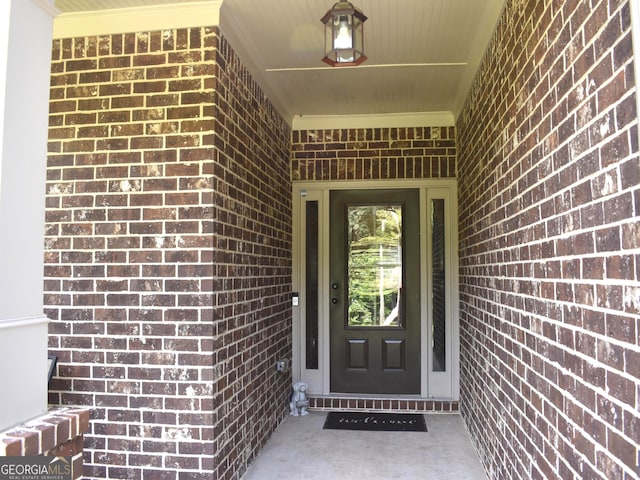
[323,411,427,432]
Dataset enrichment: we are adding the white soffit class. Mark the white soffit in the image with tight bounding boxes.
[53,1,222,38]
[219,0,505,125]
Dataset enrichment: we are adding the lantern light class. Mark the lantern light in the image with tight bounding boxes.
[321,1,367,67]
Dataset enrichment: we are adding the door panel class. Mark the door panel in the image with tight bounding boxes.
[346,339,368,369]
[330,189,420,394]
[382,339,405,370]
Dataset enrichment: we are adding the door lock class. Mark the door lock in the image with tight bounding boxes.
[331,297,338,304]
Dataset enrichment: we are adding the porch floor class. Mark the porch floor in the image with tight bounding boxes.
[243,411,487,479]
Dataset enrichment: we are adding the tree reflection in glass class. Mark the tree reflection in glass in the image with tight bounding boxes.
[347,205,402,328]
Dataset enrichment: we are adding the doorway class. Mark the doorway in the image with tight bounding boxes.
[292,180,458,399]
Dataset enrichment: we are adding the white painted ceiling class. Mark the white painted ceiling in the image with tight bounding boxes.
[55,0,506,123]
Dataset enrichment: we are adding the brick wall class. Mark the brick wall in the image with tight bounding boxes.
[291,126,456,181]
[46,25,291,479]
[212,30,293,479]
[457,0,639,479]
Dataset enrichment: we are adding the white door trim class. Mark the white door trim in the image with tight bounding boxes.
[292,179,459,400]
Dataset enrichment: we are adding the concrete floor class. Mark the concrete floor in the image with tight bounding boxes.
[243,411,488,479]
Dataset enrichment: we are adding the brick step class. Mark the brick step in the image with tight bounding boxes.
[308,396,459,413]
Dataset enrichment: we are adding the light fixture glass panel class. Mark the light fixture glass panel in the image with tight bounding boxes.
[334,16,353,49]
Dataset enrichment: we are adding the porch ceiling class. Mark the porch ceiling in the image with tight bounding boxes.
[54,0,506,123]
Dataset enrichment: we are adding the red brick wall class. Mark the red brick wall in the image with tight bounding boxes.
[212,30,293,479]
[291,126,456,180]
[457,1,639,478]
[46,26,291,479]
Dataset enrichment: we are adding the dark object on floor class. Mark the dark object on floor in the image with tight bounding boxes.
[323,411,427,432]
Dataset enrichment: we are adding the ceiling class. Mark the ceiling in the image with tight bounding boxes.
[54,0,506,125]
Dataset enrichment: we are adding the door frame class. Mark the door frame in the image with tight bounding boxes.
[291,179,459,400]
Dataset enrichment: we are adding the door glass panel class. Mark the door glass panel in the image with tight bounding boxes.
[305,201,319,369]
[347,205,402,328]
[432,199,446,371]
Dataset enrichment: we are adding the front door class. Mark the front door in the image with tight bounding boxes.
[329,189,420,394]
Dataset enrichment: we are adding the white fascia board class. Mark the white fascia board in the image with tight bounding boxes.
[53,1,222,38]
[292,112,455,130]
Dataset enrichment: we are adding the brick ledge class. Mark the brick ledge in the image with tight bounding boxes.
[308,396,459,413]
[0,407,90,479]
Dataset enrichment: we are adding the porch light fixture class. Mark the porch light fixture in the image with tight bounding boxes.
[321,1,367,67]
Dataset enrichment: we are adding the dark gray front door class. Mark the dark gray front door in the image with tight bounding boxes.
[329,189,420,394]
